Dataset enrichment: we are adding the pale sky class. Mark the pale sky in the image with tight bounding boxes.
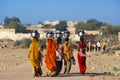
[0,0,120,25]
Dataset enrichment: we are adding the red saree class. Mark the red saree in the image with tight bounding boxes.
[77,42,86,74]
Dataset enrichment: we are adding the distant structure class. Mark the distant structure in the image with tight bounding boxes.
[0,20,102,41]
[85,30,100,35]
[67,26,75,35]
[68,21,78,27]
[118,32,120,41]
[44,20,59,26]
[27,24,43,28]
[0,25,4,29]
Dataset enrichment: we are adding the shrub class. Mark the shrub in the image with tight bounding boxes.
[0,39,14,47]
[13,40,21,47]
[39,38,46,49]
[105,46,120,52]
[13,38,47,49]
[0,39,13,43]
[20,38,31,48]
[69,39,77,49]
[113,66,120,72]
[13,38,31,48]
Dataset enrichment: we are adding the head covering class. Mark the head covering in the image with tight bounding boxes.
[78,30,85,37]
[78,30,85,42]
[46,31,54,39]
[64,31,70,38]
[56,30,62,38]
[31,30,40,38]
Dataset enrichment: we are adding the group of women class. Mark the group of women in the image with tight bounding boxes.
[28,30,87,77]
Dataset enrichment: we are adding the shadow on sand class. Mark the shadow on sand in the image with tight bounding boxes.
[57,72,116,77]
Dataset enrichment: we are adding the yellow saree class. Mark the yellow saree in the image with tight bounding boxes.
[29,37,42,76]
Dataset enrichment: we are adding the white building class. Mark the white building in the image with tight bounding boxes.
[44,20,59,26]
[0,25,4,29]
[118,32,120,41]
[68,21,78,27]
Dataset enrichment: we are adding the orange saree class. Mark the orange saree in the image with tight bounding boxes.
[63,42,73,61]
[45,39,57,72]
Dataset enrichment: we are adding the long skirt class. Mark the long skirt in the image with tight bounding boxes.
[77,53,86,74]
[30,60,42,77]
[55,60,63,75]
[64,59,71,74]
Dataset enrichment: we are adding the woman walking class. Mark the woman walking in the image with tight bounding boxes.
[45,31,57,77]
[55,30,63,76]
[77,30,87,74]
[28,30,43,77]
[62,31,73,74]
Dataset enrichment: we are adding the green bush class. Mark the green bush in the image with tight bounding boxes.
[0,39,14,47]
[12,38,80,50]
[13,40,21,47]
[13,38,47,49]
[69,39,77,49]
[113,66,120,72]
[39,38,46,49]
[0,39,13,43]
[13,38,31,48]
[20,38,31,48]
[104,46,120,53]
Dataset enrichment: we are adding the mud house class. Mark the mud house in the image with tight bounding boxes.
[0,29,31,41]
[68,21,78,27]
[44,20,59,26]
[0,25,4,29]
[118,32,120,41]
[67,26,100,41]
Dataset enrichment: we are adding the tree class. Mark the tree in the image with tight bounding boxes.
[75,19,105,33]
[4,17,26,33]
[87,19,98,23]
[100,25,120,36]
[42,24,55,28]
[38,21,43,25]
[4,17,21,28]
[55,20,67,31]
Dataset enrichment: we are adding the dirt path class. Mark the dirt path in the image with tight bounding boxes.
[0,61,94,80]
[0,61,114,80]
[0,49,120,80]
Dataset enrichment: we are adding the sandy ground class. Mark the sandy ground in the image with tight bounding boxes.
[0,48,120,80]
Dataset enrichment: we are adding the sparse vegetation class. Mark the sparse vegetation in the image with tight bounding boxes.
[113,66,120,72]
[0,39,14,48]
[0,39,13,43]
[69,39,77,49]
[101,34,119,53]
[42,20,67,31]
[13,38,31,48]
[55,20,67,31]
[13,40,21,47]
[4,17,26,33]
[39,38,46,49]
[13,38,47,49]
[1,17,120,52]
[103,45,120,54]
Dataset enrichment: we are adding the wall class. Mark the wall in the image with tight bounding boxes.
[68,21,78,27]
[0,29,53,41]
[0,25,4,29]
[118,32,120,41]
[0,28,101,41]
[0,29,15,33]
